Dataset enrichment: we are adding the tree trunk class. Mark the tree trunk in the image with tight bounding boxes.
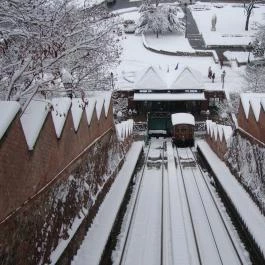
[245,12,250,31]
[156,31,159,38]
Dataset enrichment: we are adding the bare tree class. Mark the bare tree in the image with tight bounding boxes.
[0,0,121,104]
[244,0,256,31]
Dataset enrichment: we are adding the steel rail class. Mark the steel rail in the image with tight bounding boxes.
[160,141,164,265]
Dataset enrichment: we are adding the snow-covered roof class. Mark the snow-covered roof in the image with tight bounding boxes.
[71,98,85,131]
[134,66,168,90]
[171,113,195,126]
[0,101,20,141]
[51,98,72,138]
[169,66,203,91]
[20,99,50,150]
[134,92,205,101]
[206,120,233,145]
[240,93,265,121]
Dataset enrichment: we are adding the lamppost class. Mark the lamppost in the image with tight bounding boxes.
[110,72,114,89]
[184,3,188,38]
[247,42,252,64]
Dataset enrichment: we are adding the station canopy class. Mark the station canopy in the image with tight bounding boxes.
[133,92,205,101]
[171,113,195,126]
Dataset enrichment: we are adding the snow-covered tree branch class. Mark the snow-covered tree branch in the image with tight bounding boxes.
[243,64,265,93]
[136,2,185,38]
[0,0,121,103]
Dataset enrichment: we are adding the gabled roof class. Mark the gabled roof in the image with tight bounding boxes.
[169,66,202,90]
[134,66,168,90]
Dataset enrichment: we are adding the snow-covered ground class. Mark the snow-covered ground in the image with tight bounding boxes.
[145,33,195,53]
[223,51,254,64]
[190,2,265,47]
[116,9,247,95]
[116,32,245,94]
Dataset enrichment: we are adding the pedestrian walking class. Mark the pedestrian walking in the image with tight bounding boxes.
[208,66,212,79]
[175,63,179,70]
[212,73,215,83]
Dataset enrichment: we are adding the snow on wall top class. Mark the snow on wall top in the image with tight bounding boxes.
[0,101,20,141]
[1,94,113,149]
[135,66,168,90]
[95,97,104,119]
[20,99,50,150]
[84,98,96,125]
[261,98,265,112]
[103,93,112,116]
[90,91,112,117]
[171,113,195,126]
[240,93,265,121]
[51,98,72,138]
[170,66,202,91]
[71,98,85,131]
[116,119,134,141]
[206,119,233,145]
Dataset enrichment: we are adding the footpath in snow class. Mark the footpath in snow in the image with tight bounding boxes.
[197,140,265,258]
[72,141,143,265]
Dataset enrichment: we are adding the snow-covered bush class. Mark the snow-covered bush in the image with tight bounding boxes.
[226,134,265,210]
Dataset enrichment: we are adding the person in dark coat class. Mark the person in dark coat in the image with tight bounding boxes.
[208,66,212,79]
[212,73,215,83]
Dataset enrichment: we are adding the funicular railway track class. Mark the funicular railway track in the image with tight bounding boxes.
[117,139,166,265]
[115,139,249,265]
[174,146,247,265]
